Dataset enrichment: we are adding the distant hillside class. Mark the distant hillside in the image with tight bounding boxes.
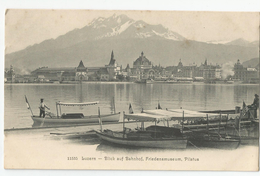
[5,14,259,71]
[225,38,259,47]
[242,58,259,68]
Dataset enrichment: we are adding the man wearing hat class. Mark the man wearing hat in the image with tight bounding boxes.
[39,98,50,118]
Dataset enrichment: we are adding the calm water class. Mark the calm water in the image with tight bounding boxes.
[4,82,259,129]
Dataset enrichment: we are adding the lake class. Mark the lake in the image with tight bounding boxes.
[4,82,259,170]
[4,82,259,129]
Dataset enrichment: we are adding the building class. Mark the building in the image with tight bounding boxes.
[133,51,152,69]
[166,60,201,79]
[199,60,221,80]
[233,59,259,82]
[30,51,122,82]
[129,52,155,80]
[5,65,15,82]
[105,51,122,80]
[75,60,88,81]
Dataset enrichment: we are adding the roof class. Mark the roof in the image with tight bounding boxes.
[133,52,151,65]
[62,71,76,76]
[77,60,85,68]
[31,67,76,73]
[98,68,109,74]
[124,109,220,122]
[57,101,99,106]
[125,64,130,70]
[108,51,116,66]
[77,60,87,72]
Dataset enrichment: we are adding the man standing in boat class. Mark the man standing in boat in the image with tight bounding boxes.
[248,94,259,119]
[252,94,259,109]
[39,98,50,118]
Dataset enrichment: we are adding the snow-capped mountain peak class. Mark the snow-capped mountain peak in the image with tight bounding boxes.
[88,14,185,41]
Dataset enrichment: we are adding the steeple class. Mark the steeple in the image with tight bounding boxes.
[111,50,114,60]
[177,59,183,67]
[108,50,116,66]
[141,51,144,57]
[126,64,130,69]
[77,60,85,68]
[204,59,208,66]
[77,60,87,72]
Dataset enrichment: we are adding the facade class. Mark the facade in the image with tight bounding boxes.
[233,59,259,82]
[31,60,88,82]
[6,50,258,83]
[200,60,222,80]
[124,52,155,80]
[76,60,88,81]
[5,65,15,82]
[133,52,152,70]
[30,51,121,82]
[31,67,76,82]
[105,51,122,80]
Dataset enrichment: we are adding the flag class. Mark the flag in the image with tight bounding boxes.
[158,103,162,109]
[129,103,134,114]
[242,101,248,116]
[25,95,30,109]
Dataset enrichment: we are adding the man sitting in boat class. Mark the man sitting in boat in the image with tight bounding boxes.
[39,98,50,118]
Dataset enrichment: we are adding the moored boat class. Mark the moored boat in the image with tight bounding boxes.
[141,108,241,149]
[31,101,120,126]
[188,132,240,149]
[96,111,188,149]
[32,113,120,125]
[135,79,153,84]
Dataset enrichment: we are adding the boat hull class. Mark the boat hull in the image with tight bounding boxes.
[32,113,120,125]
[189,138,240,149]
[96,131,187,149]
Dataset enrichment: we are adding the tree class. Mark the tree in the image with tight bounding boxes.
[116,74,125,81]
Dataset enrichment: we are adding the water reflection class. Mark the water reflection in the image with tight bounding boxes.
[4,83,259,129]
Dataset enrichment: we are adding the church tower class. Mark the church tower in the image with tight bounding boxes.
[76,60,88,81]
[105,50,117,80]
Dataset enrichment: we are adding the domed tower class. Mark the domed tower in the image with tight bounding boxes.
[133,52,152,69]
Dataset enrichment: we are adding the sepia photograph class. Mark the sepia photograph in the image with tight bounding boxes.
[3,6,260,172]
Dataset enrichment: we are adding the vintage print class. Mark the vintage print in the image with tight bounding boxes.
[4,10,259,170]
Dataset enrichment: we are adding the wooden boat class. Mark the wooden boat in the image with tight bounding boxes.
[188,132,240,149]
[187,113,241,149]
[96,111,188,149]
[141,108,241,149]
[31,101,120,126]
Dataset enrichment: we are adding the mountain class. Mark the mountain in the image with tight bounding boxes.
[5,14,259,71]
[242,58,259,68]
[225,38,259,47]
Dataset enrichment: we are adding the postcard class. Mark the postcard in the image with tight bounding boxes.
[4,9,259,171]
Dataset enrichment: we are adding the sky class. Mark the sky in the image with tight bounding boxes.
[5,10,259,54]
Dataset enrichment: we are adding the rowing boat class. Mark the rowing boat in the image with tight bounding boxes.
[96,111,188,149]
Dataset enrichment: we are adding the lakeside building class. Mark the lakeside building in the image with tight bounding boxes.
[233,59,259,83]
[29,51,122,82]
[165,59,220,80]
[5,65,15,83]
[199,60,222,80]
[127,52,155,80]
[5,51,259,83]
